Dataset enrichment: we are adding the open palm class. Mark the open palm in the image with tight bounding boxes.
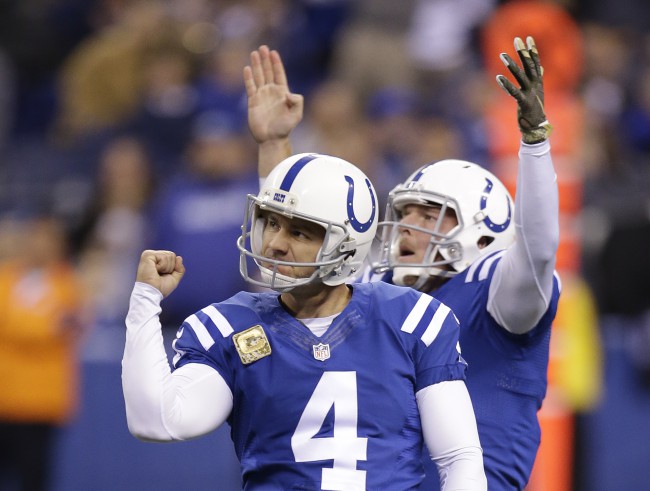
[244,46,303,143]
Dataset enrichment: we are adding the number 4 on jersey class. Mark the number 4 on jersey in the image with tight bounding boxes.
[291,371,368,490]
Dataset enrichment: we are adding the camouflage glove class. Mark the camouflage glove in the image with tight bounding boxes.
[496,36,552,144]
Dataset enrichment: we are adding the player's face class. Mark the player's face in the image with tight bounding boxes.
[396,203,458,267]
[260,211,326,278]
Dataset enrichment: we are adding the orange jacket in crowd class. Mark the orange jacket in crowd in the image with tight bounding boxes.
[0,260,84,424]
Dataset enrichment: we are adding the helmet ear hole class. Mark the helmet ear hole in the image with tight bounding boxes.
[478,236,494,249]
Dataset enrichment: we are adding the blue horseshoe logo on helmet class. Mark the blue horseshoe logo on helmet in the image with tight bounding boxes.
[480,178,511,232]
[345,176,376,232]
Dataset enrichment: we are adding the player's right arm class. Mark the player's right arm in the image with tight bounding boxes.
[389,286,486,489]
[488,37,560,335]
[121,250,233,441]
[244,45,303,180]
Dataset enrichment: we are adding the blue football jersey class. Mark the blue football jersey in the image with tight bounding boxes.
[366,251,561,491]
[172,281,467,490]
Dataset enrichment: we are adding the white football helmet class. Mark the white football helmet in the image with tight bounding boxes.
[373,159,515,289]
[238,153,378,292]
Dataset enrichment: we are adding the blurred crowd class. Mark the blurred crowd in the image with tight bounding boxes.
[0,0,649,490]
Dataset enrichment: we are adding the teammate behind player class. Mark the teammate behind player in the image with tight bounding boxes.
[245,36,560,490]
[122,153,487,490]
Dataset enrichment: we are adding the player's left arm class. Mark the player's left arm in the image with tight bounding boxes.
[417,381,487,490]
[488,36,559,335]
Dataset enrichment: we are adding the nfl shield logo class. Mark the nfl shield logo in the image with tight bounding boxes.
[312,343,330,361]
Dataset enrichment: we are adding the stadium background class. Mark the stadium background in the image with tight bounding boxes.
[1,1,649,489]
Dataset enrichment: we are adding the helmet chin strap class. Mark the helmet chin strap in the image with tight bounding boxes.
[391,266,431,291]
[259,264,336,293]
[258,265,301,292]
[392,264,458,292]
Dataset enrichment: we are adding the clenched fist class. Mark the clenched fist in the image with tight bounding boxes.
[136,250,186,298]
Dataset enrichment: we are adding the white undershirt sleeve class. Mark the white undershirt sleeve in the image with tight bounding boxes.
[487,140,560,334]
[417,381,487,490]
[122,282,233,442]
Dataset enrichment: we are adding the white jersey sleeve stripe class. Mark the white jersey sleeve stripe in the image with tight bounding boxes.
[478,251,506,281]
[203,305,234,338]
[186,314,216,351]
[421,303,451,347]
[401,293,433,334]
[465,250,506,283]
[464,255,483,283]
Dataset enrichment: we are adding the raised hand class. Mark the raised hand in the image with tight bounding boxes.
[136,250,185,298]
[244,45,303,144]
[496,36,552,144]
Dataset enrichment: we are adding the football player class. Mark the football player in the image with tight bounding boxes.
[245,36,560,490]
[122,153,487,489]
